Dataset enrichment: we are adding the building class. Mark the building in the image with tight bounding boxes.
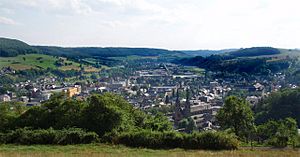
[64,86,81,97]
[0,94,11,102]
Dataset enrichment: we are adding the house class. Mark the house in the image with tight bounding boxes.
[64,86,81,97]
[0,94,11,102]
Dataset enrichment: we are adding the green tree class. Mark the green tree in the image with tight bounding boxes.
[255,88,300,127]
[81,93,136,136]
[216,96,255,140]
[143,113,173,132]
[178,117,196,133]
[258,118,298,147]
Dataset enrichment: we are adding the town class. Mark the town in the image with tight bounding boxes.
[0,59,296,132]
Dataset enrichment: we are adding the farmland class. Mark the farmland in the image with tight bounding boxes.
[0,54,102,72]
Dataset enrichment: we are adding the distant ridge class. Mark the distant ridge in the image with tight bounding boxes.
[0,38,39,57]
[181,49,237,57]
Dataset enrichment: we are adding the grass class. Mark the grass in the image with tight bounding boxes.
[241,49,300,62]
[0,54,57,70]
[0,54,105,72]
[186,66,205,75]
[0,144,299,157]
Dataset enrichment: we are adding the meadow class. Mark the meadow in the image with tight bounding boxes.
[0,54,102,72]
[0,144,299,157]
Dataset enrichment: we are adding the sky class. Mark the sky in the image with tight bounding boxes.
[0,0,300,50]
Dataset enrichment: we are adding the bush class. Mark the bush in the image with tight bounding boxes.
[182,132,239,150]
[55,128,99,145]
[116,130,238,150]
[1,128,99,145]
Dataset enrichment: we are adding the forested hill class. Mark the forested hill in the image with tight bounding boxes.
[35,46,185,58]
[176,47,300,75]
[0,37,185,58]
[0,38,39,57]
[181,49,236,57]
[225,47,281,57]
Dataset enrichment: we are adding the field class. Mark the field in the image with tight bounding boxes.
[242,49,300,62]
[0,54,103,72]
[0,144,299,157]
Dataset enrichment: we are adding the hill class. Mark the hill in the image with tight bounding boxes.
[181,49,236,57]
[0,54,101,72]
[175,47,300,75]
[0,38,38,57]
[36,46,185,59]
[226,47,280,57]
[0,37,185,59]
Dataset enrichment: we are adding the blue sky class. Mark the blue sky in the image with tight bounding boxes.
[0,0,300,50]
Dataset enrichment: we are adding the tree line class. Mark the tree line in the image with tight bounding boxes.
[0,93,238,150]
[217,88,300,147]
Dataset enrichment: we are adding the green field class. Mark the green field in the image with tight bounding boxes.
[241,49,300,62]
[0,54,103,72]
[0,144,299,157]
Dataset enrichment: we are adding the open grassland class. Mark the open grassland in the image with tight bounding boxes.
[0,54,104,72]
[0,144,299,157]
[243,49,300,62]
[0,54,57,70]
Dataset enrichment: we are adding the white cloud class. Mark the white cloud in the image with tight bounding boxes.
[0,16,17,25]
[1,0,300,49]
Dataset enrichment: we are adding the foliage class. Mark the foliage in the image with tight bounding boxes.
[0,127,98,145]
[176,47,292,75]
[216,96,255,140]
[0,38,38,57]
[36,46,183,59]
[257,118,298,147]
[178,117,197,133]
[13,93,172,136]
[116,130,239,150]
[254,88,300,127]
[227,47,280,57]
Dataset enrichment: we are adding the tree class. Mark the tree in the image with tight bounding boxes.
[255,88,300,127]
[258,118,298,147]
[143,113,173,132]
[81,93,136,136]
[178,117,196,133]
[216,96,255,140]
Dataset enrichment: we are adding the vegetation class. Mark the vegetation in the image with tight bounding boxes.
[176,47,299,76]
[0,128,98,145]
[256,118,298,147]
[216,95,300,148]
[0,93,238,150]
[254,88,300,127]
[36,46,184,59]
[117,130,238,150]
[227,47,280,57]
[0,144,299,157]
[216,96,255,140]
[0,38,38,57]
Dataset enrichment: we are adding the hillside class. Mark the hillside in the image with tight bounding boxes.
[181,49,236,57]
[36,46,185,59]
[225,47,280,57]
[0,54,101,72]
[176,47,300,75]
[0,38,38,57]
[0,37,185,59]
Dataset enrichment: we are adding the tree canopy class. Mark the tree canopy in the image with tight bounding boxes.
[216,96,255,139]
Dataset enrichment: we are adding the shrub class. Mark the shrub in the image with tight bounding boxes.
[0,133,7,144]
[116,130,238,150]
[182,132,239,150]
[1,128,99,145]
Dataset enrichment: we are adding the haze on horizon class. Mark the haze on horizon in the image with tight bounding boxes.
[0,0,300,50]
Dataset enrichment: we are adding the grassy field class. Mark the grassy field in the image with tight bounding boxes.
[0,54,103,72]
[0,144,299,157]
[242,49,300,62]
